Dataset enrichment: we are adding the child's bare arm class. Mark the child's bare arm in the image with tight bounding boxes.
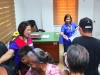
[18,70,21,75]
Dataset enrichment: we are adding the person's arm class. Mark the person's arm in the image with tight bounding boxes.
[60,32,68,40]
[0,66,7,75]
[18,70,22,75]
[0,49,14,64]
[73,22,79,31]
[76,27,79,30]
[0,41,18,64]
[60,31,64,36]
[60,26,65,37]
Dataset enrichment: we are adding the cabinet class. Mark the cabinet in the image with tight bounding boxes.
[33,42,59,62]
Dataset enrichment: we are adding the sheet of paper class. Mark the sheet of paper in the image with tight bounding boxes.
[69,31,78,41]
[30,34,39,35]
[41,35,50,38]
[56,32,59,35]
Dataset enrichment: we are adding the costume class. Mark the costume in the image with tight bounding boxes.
[9,36,34,66]
[72,36,100,75]
[45,63,63,75]
[61,22,78,52]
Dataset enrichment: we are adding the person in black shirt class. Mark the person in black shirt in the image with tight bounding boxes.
[72,17,100,75]
[18,45,32,75]
[18,61,30,75]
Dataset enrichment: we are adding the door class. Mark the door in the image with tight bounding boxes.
[93,0,100,36]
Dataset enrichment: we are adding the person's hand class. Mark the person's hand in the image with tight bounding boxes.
[63,35,68,40]
[63,52,67,57]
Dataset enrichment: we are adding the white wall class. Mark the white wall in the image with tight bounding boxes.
[14,0,25,30]
[78,0,94,23]
[23,0,53,32]
[41,0,53,32]
[24,0,42,29]
[15,0,94,32]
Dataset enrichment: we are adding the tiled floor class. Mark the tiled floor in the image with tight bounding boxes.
[57,44,64,71]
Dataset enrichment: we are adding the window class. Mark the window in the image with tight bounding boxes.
[53,0,78,25]
[0,0,16,44]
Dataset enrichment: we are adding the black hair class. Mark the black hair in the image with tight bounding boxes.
[18,21,30,36]
[64,14,72,23]
[18,45,33,58]
[67,44,89,74]
[45,52,54,64]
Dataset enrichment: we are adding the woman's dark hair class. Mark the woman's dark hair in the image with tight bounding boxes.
[28,48,54,64]
[18,21,30,36]
[18,45,32,58]
[64,14,72,23]
[67,44,89,74]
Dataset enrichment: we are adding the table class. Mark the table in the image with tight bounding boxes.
[31,32,59,62]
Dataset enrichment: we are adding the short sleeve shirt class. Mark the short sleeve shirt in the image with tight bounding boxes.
[61,22,78,44]
[45,63,63,75]
[72,36,100,75]
[9,36,34,66]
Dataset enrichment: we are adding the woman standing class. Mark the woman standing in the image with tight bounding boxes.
[60,14,78,52]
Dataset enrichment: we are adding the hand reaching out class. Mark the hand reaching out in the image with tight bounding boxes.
[63,52,67,57]
[63,35,68,40]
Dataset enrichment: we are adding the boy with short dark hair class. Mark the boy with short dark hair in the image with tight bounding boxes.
[18,45,36,75]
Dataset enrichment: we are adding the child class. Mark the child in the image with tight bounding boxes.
[18,45,37,75]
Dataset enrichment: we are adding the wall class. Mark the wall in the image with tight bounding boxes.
[23,0,53,32]
[14,0,25,30]
[54,0,94,32]
[41,0,53,32]
[15,0,94,32]
[23,0,42,29]
[78,0,94,23]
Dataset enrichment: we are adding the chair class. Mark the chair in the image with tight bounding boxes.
[27,20,45,32]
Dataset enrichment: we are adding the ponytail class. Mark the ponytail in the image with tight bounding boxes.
[45,52,54,64]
